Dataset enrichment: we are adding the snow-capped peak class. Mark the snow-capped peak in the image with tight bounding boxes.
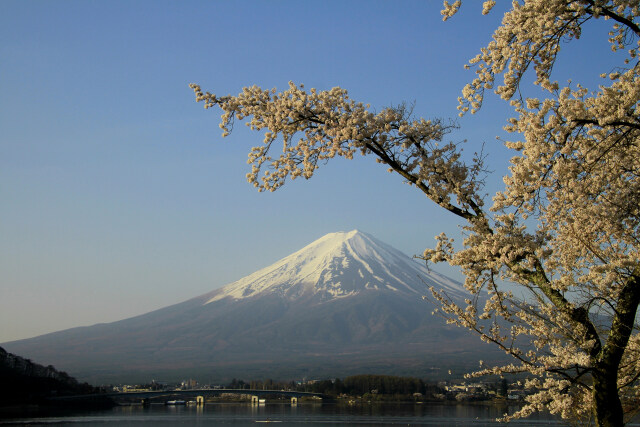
[203,230,465,304]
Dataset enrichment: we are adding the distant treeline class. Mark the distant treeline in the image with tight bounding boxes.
[318,375,433,396]
[226,374,441,397]
[0,346,101,406]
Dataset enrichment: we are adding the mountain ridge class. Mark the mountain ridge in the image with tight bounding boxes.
[2,230,499,383]
[200,230,465,304]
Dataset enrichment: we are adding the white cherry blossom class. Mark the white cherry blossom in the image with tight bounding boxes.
[191,2,640,425]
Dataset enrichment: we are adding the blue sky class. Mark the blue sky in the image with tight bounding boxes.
[0,1,616,342]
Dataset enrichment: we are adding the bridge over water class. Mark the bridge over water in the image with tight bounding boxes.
[104,389,330,405]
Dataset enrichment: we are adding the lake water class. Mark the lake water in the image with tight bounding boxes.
[0,402,566,426]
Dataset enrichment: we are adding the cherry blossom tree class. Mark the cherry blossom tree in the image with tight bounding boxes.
[190,1,639,425]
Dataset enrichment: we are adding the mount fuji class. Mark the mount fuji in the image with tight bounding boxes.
[3,230,500,383]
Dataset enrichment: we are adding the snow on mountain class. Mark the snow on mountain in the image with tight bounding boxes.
[203,230,466,304]
[2,230,488,384]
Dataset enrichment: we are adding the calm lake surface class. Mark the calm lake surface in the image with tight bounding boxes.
[0,402,567,426]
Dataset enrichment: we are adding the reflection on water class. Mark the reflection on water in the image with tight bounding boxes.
[0,402,564,426]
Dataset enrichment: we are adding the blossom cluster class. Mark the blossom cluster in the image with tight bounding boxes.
[190,82,485,220]
[192,1,640,424]
[430,1,640,424]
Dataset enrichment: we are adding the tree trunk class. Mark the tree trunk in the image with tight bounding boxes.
[593,369,623,427]
[592,273,640,426]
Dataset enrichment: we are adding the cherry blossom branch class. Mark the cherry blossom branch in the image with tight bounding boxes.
[583,0,640,37]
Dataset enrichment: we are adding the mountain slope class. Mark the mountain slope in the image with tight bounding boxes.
[201,230,466,303]
[2,230,498,383]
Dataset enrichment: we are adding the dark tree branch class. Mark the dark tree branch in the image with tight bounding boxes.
[584,0,640,37]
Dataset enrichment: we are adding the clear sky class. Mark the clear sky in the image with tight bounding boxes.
[0,1,616,342]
